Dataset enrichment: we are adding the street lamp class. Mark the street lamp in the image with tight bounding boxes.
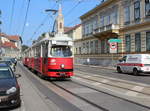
[45,9,58,15]
[45,9,58,35]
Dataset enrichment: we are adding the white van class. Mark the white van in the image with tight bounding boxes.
[116,54,150,75]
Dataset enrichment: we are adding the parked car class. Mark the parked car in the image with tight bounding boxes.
[0,63,21,108]
[116,54,150,75]
[0,61,16,72]
[10,58,17,66]
[1,57,17,66]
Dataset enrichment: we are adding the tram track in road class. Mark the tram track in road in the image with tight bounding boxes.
[18,63,150,111]
[75,70,150,96]
[51,79,150,111]
[51,81,109,111]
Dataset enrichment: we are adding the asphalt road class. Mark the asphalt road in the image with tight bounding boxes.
[75,65,150,85]
[2,63,150,111]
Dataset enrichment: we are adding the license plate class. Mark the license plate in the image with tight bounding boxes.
[60,73,66,76]
[0,97,7,102]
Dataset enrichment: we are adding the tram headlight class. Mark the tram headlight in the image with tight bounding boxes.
[60,64,65,69]
[52,40,56,44]
[68,41,73,45]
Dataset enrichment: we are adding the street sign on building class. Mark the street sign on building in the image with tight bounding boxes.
[109,42,117,53]
[108,39,122,43]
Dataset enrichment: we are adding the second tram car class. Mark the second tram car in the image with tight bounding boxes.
[23,33,74,78]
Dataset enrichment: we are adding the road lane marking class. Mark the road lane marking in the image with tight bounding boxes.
[21,100,26,111]
[132,86,144,92]
[125,91,138,97]
[101,79,109,83]
[83,75,91,78]
[91,82,102,86]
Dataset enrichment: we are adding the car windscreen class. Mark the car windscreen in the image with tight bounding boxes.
[50,45,72,57]
[0,61,12,66]
[0,68,13,79]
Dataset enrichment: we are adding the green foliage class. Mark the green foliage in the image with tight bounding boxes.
[22,45,29,52]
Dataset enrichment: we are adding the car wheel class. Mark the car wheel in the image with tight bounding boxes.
[117,67,122,73]
[133,68,139,76]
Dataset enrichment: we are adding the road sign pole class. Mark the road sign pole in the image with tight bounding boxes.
[112,53,114,66]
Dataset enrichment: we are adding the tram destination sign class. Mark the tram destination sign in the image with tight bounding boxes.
[108,39,122,43]
[56,41,68,45]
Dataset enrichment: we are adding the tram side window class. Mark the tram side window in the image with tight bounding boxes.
[42,43,48,58]
[35,46,41,58]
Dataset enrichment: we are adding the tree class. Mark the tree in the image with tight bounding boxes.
[22,45,29,52]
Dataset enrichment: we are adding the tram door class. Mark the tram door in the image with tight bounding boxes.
[42,42,48,74]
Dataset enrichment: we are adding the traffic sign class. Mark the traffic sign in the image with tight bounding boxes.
[108,39,122,43]
[109,42,117,53]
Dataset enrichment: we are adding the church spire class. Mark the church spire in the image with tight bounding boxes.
[56,4,64,34]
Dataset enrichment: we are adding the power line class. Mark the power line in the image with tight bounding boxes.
[64,0,83,17]
[25,14,54,45]
[66,17,80,26]
[21,0,31,37]
[30,14,50,40]
[28,0,59,43]
[16,0,26,35]
[9,0,15,34]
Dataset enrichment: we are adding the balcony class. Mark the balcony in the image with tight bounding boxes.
[93,24,120,36]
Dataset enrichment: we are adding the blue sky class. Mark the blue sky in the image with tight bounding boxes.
[0,0,101,45]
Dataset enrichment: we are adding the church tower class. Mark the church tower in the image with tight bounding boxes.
[56,4,64,34]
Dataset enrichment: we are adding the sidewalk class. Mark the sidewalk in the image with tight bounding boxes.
[75,64,116,70]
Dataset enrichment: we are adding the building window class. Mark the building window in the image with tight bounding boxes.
[90,21,93,34]
[135,33,141,52]
[106,39,109,53]
[124,6,130,24]
[75,48,77,54]
[95,40,98,54]
[60,23,62,29]
[90,41,94,54]
[145,0,150,17]
[125,34,131,52]
[82,24,86,36]
[146,32,150,51]
[100,16,104,27]
[134,1,140,21]
[101,40,105,53]
[86,42,89,54]
[106,15,110,25]
[93,16,98,29]
[112,12,118,24]
[79,47,81,54]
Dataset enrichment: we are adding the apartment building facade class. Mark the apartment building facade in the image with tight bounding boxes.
[74,0,150,66]
[0,33,22,58]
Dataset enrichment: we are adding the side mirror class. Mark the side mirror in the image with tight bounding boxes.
[119,59,123,62]
[15,74,21,78]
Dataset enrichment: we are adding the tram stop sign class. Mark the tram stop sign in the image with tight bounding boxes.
[108,39,122,53]
[109,42,117,53]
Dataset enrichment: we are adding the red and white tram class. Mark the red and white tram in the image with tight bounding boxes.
[22,33,74,78]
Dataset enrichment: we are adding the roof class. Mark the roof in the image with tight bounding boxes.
[0,33,22,43]
[64,24,81,33]
[64,27,73,33]
[0,33,6,37]
[80,0,116,19]
[8,35,20,41]
[1,41,17,49]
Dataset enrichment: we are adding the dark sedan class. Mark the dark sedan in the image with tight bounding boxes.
[0,63,21,108]
[0,60,16,72]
